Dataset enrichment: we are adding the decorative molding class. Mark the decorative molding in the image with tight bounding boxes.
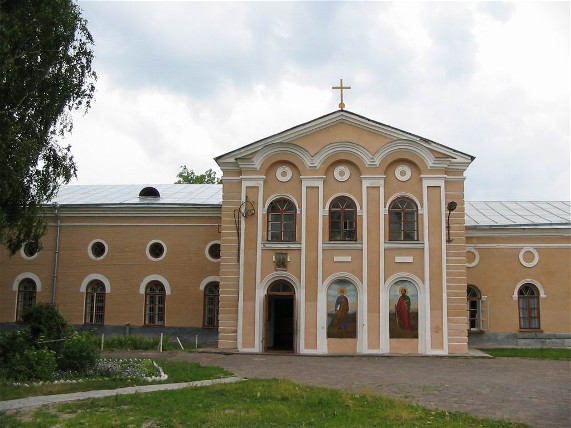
[467,243,570,249]
[334,256,352,262]
[324,192,362,212]
[263,193,301,213]
[80,273,111,293]
[512,279,547,300]
[146,239,167,261]
[276,166,292,182]
[139,274,171,295]
[334,165,351,182]
[12,272,42,291]
[385,192,423,211]
[205,240,221,262]
[466,247,480,268]
[395,256,413,263]
[519,247,539,268]
[199,276,220,290]
[19,244,39,260]
[87,239,108,261]
[395,165,411,182]
[384,242,424,249]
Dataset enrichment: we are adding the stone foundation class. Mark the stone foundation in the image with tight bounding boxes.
[469,331,571,348]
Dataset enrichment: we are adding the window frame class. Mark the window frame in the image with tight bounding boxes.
[388,197,419,241]
[84,280,106,325]
[146,240,167,261]
[329,196,357,241]
[16,278,37,321]
[145,281,166,326]
[267,198,296,242]
[518,283,540,330]
[203,282,220,328]
[467,285,483,331]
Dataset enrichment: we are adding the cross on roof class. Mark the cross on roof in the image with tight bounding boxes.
[332,78,351,110]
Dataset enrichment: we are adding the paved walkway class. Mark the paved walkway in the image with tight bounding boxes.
[2,350,570,427]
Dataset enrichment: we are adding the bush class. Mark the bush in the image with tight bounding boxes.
[0,330,56,381]
[106,335,164,350]
[0,305,100,381]
[58,332,100,373]
[21,303,71,353]
[21,348,57,381]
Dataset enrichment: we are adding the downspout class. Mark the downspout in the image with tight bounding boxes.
[51,202,61,305]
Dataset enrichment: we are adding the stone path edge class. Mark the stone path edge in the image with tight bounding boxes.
[0,376,244,411]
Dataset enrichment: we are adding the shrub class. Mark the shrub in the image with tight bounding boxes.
[0,330,56,381]
[21,348,57,381]
[58,332,100,373]
[21,303,71,353]
[106,335,164,350]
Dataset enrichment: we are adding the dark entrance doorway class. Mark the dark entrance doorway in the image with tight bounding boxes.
[265,281,295,352]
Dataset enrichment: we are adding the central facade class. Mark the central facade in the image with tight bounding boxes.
[215,110,474,354]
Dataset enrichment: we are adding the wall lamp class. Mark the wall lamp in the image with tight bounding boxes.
[446,201,457,243]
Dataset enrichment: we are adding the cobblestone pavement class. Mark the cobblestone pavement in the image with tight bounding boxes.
[116,350,570,428]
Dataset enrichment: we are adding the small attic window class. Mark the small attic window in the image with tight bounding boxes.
[139,187,160,198]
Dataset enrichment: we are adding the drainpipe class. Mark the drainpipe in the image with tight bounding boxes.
[51,202,61,305]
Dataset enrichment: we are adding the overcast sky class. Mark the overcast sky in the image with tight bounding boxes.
[67,1,570,201]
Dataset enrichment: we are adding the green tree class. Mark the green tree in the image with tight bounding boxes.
[175,165,222,184]
[0,0,97,254]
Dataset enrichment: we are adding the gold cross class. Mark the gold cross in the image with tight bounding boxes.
[332,78,351,110]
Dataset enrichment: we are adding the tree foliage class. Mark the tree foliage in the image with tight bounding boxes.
[0,0,97,254]
[175,165,222,184]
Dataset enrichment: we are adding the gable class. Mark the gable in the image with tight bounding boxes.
[215,110,474,172]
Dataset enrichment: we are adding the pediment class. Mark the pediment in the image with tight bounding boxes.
[215,110,474,171]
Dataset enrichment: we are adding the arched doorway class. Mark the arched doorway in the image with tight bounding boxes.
[264,280,295,352]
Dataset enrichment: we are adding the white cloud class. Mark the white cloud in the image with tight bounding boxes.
[67,1,569,200]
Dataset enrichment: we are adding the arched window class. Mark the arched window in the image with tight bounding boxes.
[145,281,166,326]
[518,283,540,329]
[16,278,36,321]
[269,280,294,294]
[389,197,418,241]
[329,196,357,241]
[467,285,482,331]
[203,282,220,328]
[268,198,296,242]
[85,280,106,325]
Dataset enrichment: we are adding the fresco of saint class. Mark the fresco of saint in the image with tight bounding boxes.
[389,280,418,339]
[327,280,357,338]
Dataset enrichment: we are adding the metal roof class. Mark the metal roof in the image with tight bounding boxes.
[49,184,222,206]
[465,201,571,227]
[48,185,570,228]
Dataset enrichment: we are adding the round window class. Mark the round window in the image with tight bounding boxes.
[89,240,108,260]
[147,240,167,261]
[21,242,40,259]
[205,241,221,261]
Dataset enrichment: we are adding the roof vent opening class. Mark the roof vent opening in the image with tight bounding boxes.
[139,187,160,198]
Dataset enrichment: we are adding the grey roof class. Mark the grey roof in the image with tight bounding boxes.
[49,185,570,228]
[49,184,222,206]
[465,201,571,228]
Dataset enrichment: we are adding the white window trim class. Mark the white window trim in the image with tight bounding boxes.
[146,239,167,261]
[205,240,221,262]
[12,273,42,291]
[80,273,111,293]
[88,239,108,260]
[512,279,546,300]
[199,276,221,291]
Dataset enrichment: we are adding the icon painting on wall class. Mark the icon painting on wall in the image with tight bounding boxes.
[389,280,418,338]
[327,280,357,338]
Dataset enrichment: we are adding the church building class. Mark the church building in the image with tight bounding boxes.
[1,109,569,353]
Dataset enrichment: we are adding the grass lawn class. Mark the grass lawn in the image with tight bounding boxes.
[0,360,231,401]
[482,348,571,360]
[1,378,528,427]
